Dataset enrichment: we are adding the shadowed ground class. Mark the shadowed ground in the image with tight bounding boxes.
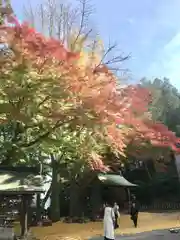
[31,212,180,240]
[91,229,180,240]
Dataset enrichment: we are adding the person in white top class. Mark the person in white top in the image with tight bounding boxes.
[103,202,115,240]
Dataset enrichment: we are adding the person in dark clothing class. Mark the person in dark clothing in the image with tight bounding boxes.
[130,195,139,228]
[113,202,119,229]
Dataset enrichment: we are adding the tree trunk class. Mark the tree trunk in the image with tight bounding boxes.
[69,181,80,218]
[42,183,52,209]
[50,154,60,222]
[144,161,152,180]
[90,180,101,220]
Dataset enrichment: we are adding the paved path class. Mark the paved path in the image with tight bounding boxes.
[90,229,180,240]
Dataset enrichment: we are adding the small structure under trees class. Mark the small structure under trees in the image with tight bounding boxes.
[0,167,44,238]
[88,173,137,220]
[98,173,137,209]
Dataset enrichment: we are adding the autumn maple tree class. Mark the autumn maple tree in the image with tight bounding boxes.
[0,5,180,172]
[1,2,180,222]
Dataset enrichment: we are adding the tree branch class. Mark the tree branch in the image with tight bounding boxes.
[20,120,62,148]
[93,41,130,74]
[72,0,86,47]
[20,117,76,148]
[70,0,93,50]
[42,183,52,208]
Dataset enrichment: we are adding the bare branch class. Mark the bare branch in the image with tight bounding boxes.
[23,0,129,75]
[40,4,45,33]
[71,0,94,50]
[93,40,130,74]
[24,0,95,49]
[71,0,86,48]
[23,2,35,28]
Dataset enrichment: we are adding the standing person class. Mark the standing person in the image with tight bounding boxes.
[130,195,139,228]
[113,202,120,229]
[103,201,115,240]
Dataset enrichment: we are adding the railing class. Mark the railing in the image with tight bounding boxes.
[140,202,180,211]
[0,215,15,228]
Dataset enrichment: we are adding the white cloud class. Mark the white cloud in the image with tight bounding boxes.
[147,32,180,87]
[164,32,180,53]
[127,18,135,24]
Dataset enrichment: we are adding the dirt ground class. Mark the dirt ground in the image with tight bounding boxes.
[31,212,180,240]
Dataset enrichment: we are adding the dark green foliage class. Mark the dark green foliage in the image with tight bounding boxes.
[141,77,180,136]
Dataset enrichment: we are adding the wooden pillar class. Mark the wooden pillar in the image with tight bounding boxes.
[20,194,30,237]
[36,193,41,223]
[127,188,131,213]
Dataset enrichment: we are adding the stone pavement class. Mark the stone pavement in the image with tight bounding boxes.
[90,229,180,240]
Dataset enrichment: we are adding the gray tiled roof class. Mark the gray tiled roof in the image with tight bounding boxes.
[98,173,137,187]
[0,170,44,193]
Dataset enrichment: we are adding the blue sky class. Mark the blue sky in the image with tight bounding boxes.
[11,0,180,88]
